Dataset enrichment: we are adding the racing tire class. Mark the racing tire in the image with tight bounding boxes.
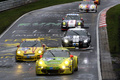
[36,73,40,76]
[71,65,74,74]
[74,58,78,71]
[62,43,68,47]
[95,10,97,13]
[79,10,81,12]
[81,24,84,28]
[15,56,20,62]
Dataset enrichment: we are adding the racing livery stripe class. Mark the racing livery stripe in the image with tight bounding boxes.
[32,47,37,53]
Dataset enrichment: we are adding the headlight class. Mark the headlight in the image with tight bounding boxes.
[62,66,65,69]
[84,39,88,43]
[92,6,95,8]
[64,39,69,43]
[17,51,21,54]
[78,22,81,25]
[38,50,42,54]
[80,5,83,8]
[39,61,43,64]
[63,22,66,25]
[65,61,68,64]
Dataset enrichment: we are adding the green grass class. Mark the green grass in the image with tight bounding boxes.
[0,0,81,34]
[106,4,120,54]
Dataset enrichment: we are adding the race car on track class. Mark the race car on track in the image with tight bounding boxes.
[79,1,97,12]
[16,38,45,62]
[83,0,100,5]
[61,14,84,31]
[36,47,78,75]
[92,0,100,5]
[62,28,91,48]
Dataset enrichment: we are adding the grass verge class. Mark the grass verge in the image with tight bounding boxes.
[0,0,81,34]
[106,4,120,54]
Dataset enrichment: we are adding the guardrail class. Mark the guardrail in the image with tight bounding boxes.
[0,0,39,12]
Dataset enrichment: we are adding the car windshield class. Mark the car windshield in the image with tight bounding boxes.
[20,41,41,47]
[66,30,87,36]
[82,1,94,4]
[65,15,81,20]
[88,1,94,4]
[43,50,70,57]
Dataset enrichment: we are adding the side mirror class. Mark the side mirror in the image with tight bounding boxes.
[79,3,81,6]
[70,55,73,58]
[81,18,83,21]
[17,45,20,47]
[42,44,46,51]
[42,44,46,47]
[62,18,64,20]
[40,55,42,58]
[88,33,91,38]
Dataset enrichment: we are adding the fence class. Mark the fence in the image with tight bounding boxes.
[0,0,39,12]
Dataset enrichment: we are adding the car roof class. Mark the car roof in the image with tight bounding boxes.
[82,1,94,3]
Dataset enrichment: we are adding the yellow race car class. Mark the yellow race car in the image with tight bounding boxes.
[36,47,78,75]
[16,38,45,62]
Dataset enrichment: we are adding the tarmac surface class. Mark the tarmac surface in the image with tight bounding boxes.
[0,0,120,80]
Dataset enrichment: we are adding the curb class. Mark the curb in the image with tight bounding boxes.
[99,6,117,80]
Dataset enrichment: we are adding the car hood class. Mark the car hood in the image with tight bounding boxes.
[64,35,89,41]
[42,57,67,65]
[18,47,42,54]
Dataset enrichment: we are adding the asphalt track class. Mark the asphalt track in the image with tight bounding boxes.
[0,0,120,80]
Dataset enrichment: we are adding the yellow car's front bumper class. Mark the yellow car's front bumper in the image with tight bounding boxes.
[36,66,73,74]
[16,55,40,61]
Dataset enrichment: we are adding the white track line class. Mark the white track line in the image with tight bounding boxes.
[97,8,103,80]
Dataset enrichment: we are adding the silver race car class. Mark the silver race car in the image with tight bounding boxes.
[62,28,91,48]
[61,14,84,31]
[79,1,97,12]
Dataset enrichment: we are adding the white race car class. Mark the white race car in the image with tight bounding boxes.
[79,1,97,12]
[61,14,84,31]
